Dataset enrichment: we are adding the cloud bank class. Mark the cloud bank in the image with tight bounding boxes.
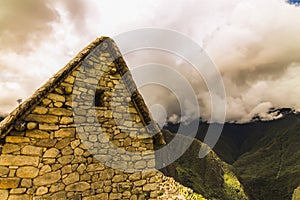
[1,0,300,124]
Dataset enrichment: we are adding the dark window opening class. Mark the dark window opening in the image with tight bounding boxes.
[94,89,105,107]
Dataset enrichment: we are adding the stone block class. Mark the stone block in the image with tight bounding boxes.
[16,166,39,178]
[21,145,43,156]
[43,148,59,158]
[39,124,59,131]
[26,114,59,124]
[35,139,57,147]
[64,76,75,84]
[5,136,30,143]
[58,155,74,165]
[83,193,108,200]
[27,122,37,130]
[8,194,30,200]
[47,93,65,102]
[21,179,32,188]
[0,178,20,189]
[65,182,90,191]
[48,108,72,116]
[143,183,157,191]
[86,163,105,172]
[33,171,61,186]
[32,107,48,115]
[47,191,66,200]
[2,144,20,154]
[10,188,26,194]
[109,193,122,200]
[36,186,48,195]
[0,166,9,176]
[0,155,39,167]
[55,128,75,138]
[60,117,73,125]
[134,180,146,187]
[62,172,79,185]
[0,190,8,200]
[26,130,49,139]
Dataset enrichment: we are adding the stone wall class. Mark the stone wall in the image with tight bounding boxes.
[0,37,164,200]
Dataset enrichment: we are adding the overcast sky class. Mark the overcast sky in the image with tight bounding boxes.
[1,0,300,123]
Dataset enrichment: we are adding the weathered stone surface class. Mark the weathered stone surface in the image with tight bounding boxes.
[293,186,300,200]
[47,93,65,102]
[32,107,48,115]
[27,122,37,130]
[62,146,73,155]
[36,186,48,195]
[35,139,57,147]
[48,108,72,116]
[0,155,39,167]
[134,180,146,187]
[54,102,63,108]
[39,165,51,175]
[5,136,30,143]
[8,194,30,200]
[64,87,73,94]
[60,117,73,125]
[64,76,75,84]
[42,98,52,106]
[39,124,59,131]
[83,193,108,200]
[0,166,9,176]
[86,163,105,172]
[21,179,32,188]
[49,183,65,193]
[2,144,20,154]
[112,175,126,183]
[25,114,59,124]
[10,188,26,194]
[109,193,122,200]
[134,161,147,169]
[58,155,74,165]
[43,148,59,158]
[33,171,61,186]
[26,130,50,139]
[47,191,66,200]
[16,166,39,178]
[21,145,43,156]
[65,182,90,191]
[62,172,79,185]
[0,190,8,199]
[0,178,20,189]
[55,138,71,149]
[54,128,75,138]
[143,183,157,191]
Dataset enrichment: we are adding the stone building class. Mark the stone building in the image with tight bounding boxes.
[0,37,170,200]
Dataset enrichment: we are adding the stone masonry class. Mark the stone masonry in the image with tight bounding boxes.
[0,37,166,200]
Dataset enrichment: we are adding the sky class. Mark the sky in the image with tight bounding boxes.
[1,0,300,123]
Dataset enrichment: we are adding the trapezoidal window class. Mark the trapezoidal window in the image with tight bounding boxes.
[94,89,105,107]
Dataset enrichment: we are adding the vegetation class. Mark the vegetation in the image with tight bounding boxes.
[161,130,248,200]
[165,112,300,200]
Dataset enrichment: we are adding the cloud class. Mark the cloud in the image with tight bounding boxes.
[1,0,300,124]
[0,0,59,52]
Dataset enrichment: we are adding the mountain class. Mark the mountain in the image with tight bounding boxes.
[164,112,300,200]
[160,130,249,200]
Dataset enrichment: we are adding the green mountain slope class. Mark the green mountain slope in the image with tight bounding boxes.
[232,114,300,200]
[165,112,300,200]
[160,130,249,200]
